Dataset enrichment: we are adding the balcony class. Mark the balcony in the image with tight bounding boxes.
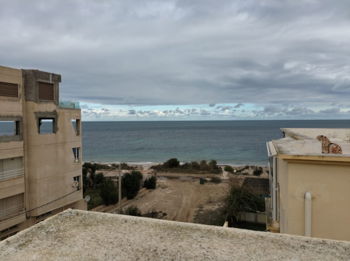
[0,168,24,181]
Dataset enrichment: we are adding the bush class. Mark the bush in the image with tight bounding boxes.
[151,158,222,174]
[225,185,265,225]
[253,167,263,176]
[94,173,105,186]
[144,176,157,189]
[122,206,142,216]
[99,179,118,205]
[224,166,234,173]
[122,171,142,199]
[163,158,180,168]
[210,177,222,183]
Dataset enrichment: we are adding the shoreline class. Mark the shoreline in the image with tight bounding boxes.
[83,160,268,168]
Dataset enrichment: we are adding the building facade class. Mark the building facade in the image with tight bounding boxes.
[266,128,350,241]
[0,65,86,239]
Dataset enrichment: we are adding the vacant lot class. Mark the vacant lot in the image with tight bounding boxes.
[119,177,229,223]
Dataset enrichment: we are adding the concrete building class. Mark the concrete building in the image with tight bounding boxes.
[0,65,86,239]
[266,128,350,241]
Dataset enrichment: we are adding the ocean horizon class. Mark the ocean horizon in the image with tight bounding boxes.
[82,120,350,165]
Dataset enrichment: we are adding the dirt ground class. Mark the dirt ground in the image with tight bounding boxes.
[118,177,229,223]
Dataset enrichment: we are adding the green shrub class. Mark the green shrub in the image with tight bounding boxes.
[253,167,263,176]
[99,179,118,205]
[163,158,180,168]
[94,173,105,186]
[224,166,234,173]
[210,177,222,183]
[144,176,157,189]
[122,171,142,199]
[225,185,265,225]
[123,206,142,216]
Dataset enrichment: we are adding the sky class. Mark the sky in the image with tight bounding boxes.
[1,0,350,120]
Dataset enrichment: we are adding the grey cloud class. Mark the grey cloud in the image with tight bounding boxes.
[1,0,350,110]
[319,108,340,114]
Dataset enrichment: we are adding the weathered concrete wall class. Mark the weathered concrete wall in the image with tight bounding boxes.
[24,102,83,216]
[22,70,60,105]
[1,209,350,261]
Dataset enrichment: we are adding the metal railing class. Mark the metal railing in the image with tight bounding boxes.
[0,194,24,220]
[0,168,24,181]
[59,101,80,109]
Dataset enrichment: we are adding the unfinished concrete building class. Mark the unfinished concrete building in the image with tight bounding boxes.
[0,65,86,239]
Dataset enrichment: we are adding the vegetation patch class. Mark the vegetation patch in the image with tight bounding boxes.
[151,158,222,174]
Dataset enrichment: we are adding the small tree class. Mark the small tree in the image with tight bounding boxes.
[163,158,180,168]
[99,179,118,205]
[144,176,157,189]
[224,165,234,173]
[94,173,105,186]
[122,171,142,199]
[225,185,265,226]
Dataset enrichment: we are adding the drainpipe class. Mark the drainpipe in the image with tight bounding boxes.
[304,192,312,237]
[272,157,277,221]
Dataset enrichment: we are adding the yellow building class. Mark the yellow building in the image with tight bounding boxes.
[0,65,86,239]
[267,128,350,241]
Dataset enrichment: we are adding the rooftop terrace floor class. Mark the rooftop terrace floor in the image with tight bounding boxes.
[1,209,350,260]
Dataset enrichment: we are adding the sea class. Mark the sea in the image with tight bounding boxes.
[82,120,350,165]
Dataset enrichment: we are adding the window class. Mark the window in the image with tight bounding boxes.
[72,147,80,162]
[38,82,54,101]
[38,118,55,134]
[73,176,81,190]
[0,82,18,98]
[0,120,20,137]
[71,119,81,135]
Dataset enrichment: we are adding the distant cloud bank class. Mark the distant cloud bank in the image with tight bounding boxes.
[81,102,350,121]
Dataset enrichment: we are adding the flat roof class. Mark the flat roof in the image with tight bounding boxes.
[270,128,350,156]
[1,209,350,260]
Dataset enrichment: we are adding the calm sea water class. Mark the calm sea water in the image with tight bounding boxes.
[82,120,350,165]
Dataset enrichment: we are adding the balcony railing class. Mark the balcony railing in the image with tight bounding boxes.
[0,168,24,181]
[59,101,80,109]
[0,194,24,220]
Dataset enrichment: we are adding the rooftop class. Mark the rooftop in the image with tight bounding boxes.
[1,209,350,260]
[269,128,350,156]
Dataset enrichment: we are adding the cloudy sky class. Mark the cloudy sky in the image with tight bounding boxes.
[1,0,350,120]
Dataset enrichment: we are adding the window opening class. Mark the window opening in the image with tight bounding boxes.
[0,120,20,136]
[72,147,80,162]
[38,118,55,134]
[71,119,80,135]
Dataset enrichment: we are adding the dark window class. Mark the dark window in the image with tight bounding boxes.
[72,147,80,162]
[0,82,18,98]
[0,120,20,136]
[38,118,55,134]
[73,176,81,190]
[38,82,54,101]
[71,119,81,135]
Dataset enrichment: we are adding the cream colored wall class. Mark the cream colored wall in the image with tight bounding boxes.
[280,159,350,241]
[24,102,83,216]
